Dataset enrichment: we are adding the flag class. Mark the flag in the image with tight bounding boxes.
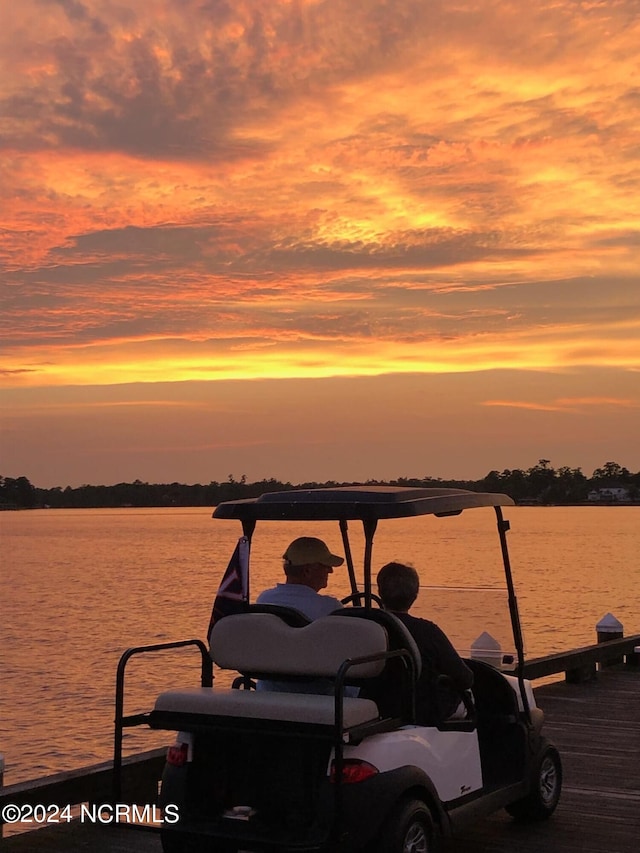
[207,536,249,642]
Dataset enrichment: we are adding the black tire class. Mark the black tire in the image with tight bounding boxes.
[159,761,188,809]
[375,798,435,853]
[505,743,562,821]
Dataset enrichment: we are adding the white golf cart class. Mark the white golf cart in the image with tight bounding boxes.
[114,486,561,853]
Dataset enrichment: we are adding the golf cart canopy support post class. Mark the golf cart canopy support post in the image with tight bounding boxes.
[362,517,378,608]
[495,506,530,718]
[339,518,358,596]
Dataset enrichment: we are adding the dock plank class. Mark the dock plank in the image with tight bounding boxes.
[3,668,639,852]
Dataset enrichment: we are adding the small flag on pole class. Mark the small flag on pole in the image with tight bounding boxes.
[207,536,249,643]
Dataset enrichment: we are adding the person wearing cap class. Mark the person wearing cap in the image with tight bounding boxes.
[256,536,345,620]
[255,537,347,695]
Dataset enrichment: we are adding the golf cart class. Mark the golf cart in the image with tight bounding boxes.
[115,486,561,852]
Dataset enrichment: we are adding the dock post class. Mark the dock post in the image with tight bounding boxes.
[470,632,503,668]
[596,613,624,668]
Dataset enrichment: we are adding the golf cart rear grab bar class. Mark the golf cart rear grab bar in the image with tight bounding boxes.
[113,638,212,802]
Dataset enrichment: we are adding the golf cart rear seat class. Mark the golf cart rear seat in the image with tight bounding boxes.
[150,612,409,737]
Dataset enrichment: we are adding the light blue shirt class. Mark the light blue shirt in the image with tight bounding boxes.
[256,583,343,620]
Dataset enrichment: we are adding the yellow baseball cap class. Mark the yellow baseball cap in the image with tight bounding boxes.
[283,537,344,567]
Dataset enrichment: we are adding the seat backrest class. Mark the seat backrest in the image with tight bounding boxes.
[330,608,421,677]
[210,613,388,681]
[246,602,311,627]
[329,608,420,720]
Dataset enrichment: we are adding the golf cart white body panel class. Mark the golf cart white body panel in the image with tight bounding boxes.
[341,726,484,802]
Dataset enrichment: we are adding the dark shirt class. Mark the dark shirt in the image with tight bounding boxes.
[392,611,474,724]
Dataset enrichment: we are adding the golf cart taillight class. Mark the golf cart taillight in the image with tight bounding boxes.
[167,743,189,767]
[329,759,379,784]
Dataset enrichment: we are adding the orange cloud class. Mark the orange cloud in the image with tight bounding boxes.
[556,396,640,409]
[481,400,574,413]
[482,395,640,414]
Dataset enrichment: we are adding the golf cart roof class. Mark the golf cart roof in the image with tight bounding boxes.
[212,486,514,522]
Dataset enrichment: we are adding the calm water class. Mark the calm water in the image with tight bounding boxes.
[1,505,638,785]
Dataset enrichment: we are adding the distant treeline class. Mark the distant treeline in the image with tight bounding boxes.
[1,461,639,510]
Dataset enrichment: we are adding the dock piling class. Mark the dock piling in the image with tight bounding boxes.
[596,613,624,668]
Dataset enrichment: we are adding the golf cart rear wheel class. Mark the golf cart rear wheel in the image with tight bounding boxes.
[506,742,562,821]
[375,798,435,853]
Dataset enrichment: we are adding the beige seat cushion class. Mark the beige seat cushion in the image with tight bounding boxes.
[154,687,379,728]
[210,613,388,679]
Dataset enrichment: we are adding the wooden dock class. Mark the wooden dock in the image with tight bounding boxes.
[3,666,639,853]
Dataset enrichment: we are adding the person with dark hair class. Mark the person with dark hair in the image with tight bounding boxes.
[376,561,473,724]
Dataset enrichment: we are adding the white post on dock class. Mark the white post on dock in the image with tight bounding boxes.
[596,612,624,668]
[470,632,503,668]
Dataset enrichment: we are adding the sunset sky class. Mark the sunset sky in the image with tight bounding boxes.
[1,0,639,489]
